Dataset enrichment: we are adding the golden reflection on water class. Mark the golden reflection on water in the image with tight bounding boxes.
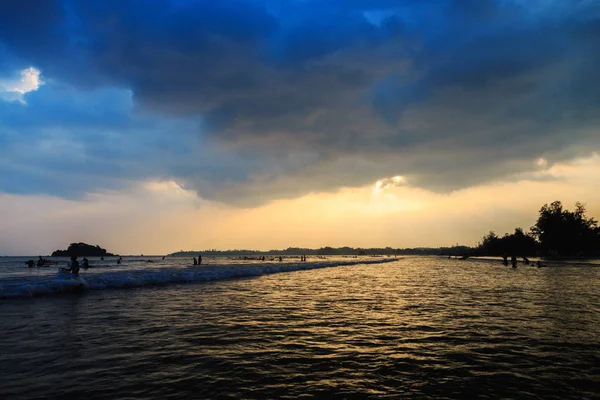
[1,256,599,399]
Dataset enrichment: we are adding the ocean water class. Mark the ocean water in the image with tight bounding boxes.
[0,255,374,299]
[1,256,599,399]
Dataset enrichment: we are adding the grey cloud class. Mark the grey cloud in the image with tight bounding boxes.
[1,0,599,205]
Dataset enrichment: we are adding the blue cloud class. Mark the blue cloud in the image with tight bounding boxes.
[1,0,599,205]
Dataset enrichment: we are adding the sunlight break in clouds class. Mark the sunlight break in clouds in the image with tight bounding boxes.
[143,181,197,201]
[0,67,43,104]
[536,158,548,168]
[373,176,405,194]
[3,153,593,256]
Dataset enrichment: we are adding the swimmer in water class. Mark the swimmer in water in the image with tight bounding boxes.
[60,255,80,276]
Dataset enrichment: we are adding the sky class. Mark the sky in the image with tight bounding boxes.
[0,0,599,255]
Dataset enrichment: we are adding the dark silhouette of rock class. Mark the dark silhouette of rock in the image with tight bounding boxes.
[52,243,114,257]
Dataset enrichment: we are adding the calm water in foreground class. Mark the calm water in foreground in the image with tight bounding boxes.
[1,256,599,399]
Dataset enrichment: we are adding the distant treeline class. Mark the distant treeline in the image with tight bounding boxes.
[475,201,600,258]
[170,245,473,257]
[171,201,599,259]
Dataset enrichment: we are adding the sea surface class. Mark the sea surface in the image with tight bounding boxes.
[0,256,599,399]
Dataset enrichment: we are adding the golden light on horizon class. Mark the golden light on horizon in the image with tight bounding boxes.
[1,155,599,255]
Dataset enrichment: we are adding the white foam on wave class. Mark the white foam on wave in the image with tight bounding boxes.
[0,259,396,299]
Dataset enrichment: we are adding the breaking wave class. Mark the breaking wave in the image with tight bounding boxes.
[0,259,396,299]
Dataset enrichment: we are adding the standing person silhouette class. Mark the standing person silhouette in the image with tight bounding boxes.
[198,255,202,265]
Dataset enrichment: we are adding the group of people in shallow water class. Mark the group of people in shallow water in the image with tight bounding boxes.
[26,256,56,267]
[24,256,60,268]
[25,255,128,275]
[27,255,85,275]
[450,253,549,268]
[193,255,310,264]
[500,254,547,268]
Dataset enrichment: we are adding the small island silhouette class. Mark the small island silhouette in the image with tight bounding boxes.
[52,243,114,257]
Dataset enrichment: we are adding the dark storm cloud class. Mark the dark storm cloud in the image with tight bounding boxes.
[0,0,599,205]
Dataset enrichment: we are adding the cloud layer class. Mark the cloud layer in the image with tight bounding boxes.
[1,0,599,205]
[2,154,599,256]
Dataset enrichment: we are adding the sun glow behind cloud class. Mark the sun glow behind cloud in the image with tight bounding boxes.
[536,158,548,168]
[143,181,197,202]
[373,175,405,194]
[1,154,599,256]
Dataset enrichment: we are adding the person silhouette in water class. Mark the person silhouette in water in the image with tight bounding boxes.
[193,257,198,265]
[198,255,202,265]
[60,255,80,276]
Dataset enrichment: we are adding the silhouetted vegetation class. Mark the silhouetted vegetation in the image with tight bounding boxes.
[530,201,600,257]
[171,201,598,259]
[477,228,538,257]
[476,201,600,257]
[170,245,474,257]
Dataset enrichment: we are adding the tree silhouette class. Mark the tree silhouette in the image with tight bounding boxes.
[476,201,599,258]
[530,201,600,256]
[478,228,537,256]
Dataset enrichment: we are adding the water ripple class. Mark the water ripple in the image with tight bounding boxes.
[1,257,599,399]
